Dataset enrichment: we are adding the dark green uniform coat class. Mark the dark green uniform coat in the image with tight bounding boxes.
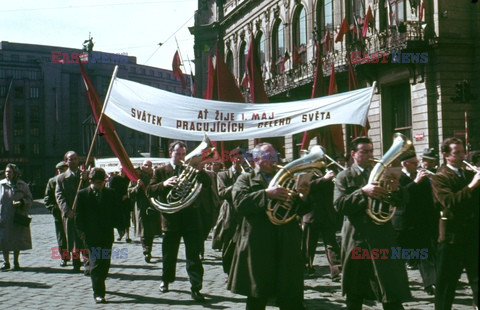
[227,168,308,308]
[334,164,411,303]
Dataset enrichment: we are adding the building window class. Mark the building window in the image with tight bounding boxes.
[324,0,334,33]
[256,32,266,66]
[14,144,24,155]
[382,83,412,144]
[11,54,20,62]
[272,19,285,72]
[13,70,22,79]
[31,128,40,136]
[389,0,405,26]
[0,86,5,97]
[29,87,39,98]
[226,50,234,74]
[293,5,307,64]
[33,143,40,155]
[14,87,24,99]
[29,71,39,80]
[239,41,247,81]
[13,128,24,137]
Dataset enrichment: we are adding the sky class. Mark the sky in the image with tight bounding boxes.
[1,0,197,73]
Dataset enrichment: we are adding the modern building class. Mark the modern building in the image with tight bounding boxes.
[190,0,479,161]
[0,41,191,197]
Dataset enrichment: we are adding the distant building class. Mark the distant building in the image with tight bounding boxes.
[0,41,191,197]
[190,0,480,160]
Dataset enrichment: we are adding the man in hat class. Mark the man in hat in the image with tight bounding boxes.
[421,148,438,173]
[397,151,437,295]
[44,161,69,267]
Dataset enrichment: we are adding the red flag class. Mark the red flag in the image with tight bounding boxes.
[2,80,13,152]
[241,73,249,89]
[321,29,331,53]
[292,46,300,67]
[79,62,139,182]
[347,59,369,137]
[172,51,186,89]
[189,74,196,97]
[419,0,425,21]
[281,52,290,72]
[328,63,338,95]
[335,18,349,43]
[311,43,324,99]
[246,35,268,103]
[215,48,245,102]
[204,55,217,100]
[348,60,358,91]
[362,6,374,37]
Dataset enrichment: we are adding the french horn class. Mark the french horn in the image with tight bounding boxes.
[366,133,413,225]
[266,145,326,225]
[150,134,215,214]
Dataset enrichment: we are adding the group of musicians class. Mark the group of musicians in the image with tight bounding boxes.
[44,136,479,309]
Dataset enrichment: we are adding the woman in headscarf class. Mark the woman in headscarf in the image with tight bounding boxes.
[0,163,33,270]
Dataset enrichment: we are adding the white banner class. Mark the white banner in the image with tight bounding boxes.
[104,77,374,141]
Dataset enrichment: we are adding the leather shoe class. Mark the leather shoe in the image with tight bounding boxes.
[159,281,169,292]
[13,262,21,271]
[94,296,106,304]
[425,285,435,296]
[144,253,152,263]
[191,289,205,302]
[1,263,10,270]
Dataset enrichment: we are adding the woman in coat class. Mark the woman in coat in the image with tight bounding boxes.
[0,163,33,270]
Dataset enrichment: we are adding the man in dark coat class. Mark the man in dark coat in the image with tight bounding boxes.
[147,140,212,302]
[44,161,69,267]
[128,160,161,262]
[75,168,122,304]
[55,151,89,272]
[431,137,479,309]
[334,136,410,309]
[213,148,243,274]
[302,169,341,279]
[396,151,437,295]
[228,142,310,310]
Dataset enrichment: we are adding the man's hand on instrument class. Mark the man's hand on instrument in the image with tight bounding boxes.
[163,176,178,187]
[265,186,290,201]
[361,183,388,200]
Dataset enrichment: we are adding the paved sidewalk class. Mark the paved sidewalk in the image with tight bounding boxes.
[0,201,474,309]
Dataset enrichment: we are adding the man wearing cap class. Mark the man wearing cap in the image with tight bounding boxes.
[397,150,437,295]
[44,161,69,267]
[421,148,438,173]
[75,167,122,304]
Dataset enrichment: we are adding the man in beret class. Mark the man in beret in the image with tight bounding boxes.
[44,161,69,267]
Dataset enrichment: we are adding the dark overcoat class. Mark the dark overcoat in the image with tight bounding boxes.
[431,166,479,244]
[333,164,411,303]
[146,163,209,232]
[127,169,162,237]
[75,186,121,248]
[227,169,308,306]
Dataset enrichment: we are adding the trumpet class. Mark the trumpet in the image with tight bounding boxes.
[417,168,436,175]
[463,160,480,173]
[239,157,254,173]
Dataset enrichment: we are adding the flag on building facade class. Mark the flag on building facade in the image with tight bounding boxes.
[348,59,369,138]
[419,0,425,21]
[204,55,217,100]
[293,45,300,67]
[172,50,186,89]
[322,29,331,53]
[362,6,374,37]
[79,62,139,181]
[246,35,268,103]
[335,18,349,42]
[2,80,13,152]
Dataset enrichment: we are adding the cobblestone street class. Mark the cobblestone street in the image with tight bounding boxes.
[0,201,474,309]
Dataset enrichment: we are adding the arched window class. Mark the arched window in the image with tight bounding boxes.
[256,31,266,75]
[316,0,334,54]
[272,19,285,73]
[226,50,233,74]
[239,41,247,80]
[293,5,307,64]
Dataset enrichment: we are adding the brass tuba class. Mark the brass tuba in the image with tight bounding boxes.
[150,134,215,214]
[266,145,326,225]
[366,133,413,224]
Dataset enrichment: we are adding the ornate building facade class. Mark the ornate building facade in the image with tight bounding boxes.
[190,0,479,160]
